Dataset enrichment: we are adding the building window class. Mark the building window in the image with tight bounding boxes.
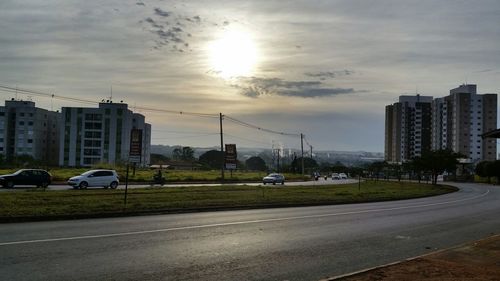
[27,139,33,143]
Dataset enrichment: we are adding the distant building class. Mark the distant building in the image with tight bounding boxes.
[385,95,433,163]
[431,84,497,162]
[386,84,498,164]
[0,99,60,165]
[59,102,151,167]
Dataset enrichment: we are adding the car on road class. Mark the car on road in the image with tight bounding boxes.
[339,173,348,179]
[331,173,340,180]
[68,169,119,189]
[0,169,52,188]
[262,173,285,185]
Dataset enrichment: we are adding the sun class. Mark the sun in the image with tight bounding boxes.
[208,28,258,79]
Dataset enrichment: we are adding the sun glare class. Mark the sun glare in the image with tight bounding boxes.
[208,29,258,79]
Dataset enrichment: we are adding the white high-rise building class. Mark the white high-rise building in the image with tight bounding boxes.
[431,84,497,162]
[59,102,151,167]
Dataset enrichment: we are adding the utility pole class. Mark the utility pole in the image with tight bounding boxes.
[310,145,313,159]
[219,113,225,182]
[276,148,280,173]
[300,133,304,176]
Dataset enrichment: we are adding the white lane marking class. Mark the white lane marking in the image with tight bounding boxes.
[0,189,490,246]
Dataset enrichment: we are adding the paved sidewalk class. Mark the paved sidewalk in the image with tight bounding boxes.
[328,235,500,281]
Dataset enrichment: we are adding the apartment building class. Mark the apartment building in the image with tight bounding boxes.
[59,102,151,167]
[0,99,60,165]
[431,84,497,162]
[385,95,433,163]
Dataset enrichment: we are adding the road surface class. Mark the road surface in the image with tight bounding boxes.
[0,177,358,192]
[0,182,499,280]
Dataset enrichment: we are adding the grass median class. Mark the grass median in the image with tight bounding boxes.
[0,181,457,222]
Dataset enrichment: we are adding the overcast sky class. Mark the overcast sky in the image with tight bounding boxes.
[1,0,499,152]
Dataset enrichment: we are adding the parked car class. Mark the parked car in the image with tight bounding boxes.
[262,173,285,185]
[68,170,119,189]
[0,169,52,188]
[339,173,348,179]
[331,173,340,180]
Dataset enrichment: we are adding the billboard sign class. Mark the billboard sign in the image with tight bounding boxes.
[129,129,142,163]
[225,144,237,170]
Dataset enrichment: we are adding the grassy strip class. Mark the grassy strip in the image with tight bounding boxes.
[0,181,457,221]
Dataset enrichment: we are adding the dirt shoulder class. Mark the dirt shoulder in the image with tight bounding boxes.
[329,235,500,281]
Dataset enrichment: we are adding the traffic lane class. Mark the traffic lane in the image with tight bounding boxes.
[0,178,359,191]
[0,182,488,243]
[0,184,498,281]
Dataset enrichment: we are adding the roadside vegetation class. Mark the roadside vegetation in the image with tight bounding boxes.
[0,181,457,221]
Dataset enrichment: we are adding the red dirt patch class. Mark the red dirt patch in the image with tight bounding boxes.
[330,235,500,281]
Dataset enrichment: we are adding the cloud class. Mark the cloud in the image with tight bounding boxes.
[144,17,163,29]
[233,77,358,98]
[142,13,189,52]
[474,69,494,73]
[184,15,202,23]
[154,7,171,17]
[304,70,355,80]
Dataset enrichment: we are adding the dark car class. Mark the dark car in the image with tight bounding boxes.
[0,169,52,188]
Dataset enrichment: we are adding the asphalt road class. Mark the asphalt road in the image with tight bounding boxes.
[0,182,499,281]
[0,177,358,191]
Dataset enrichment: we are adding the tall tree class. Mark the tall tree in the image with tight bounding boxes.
[475,161,492,183]
[181,146,195,161]
[172,146,195,161]
[420,150,462,185]
[485,160,500,184]
[367,161,387,181]
[245,156,267,171]
[198,150,224,170]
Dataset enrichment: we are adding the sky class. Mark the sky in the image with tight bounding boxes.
[1,0,499,152]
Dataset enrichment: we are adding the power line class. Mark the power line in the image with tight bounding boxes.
[151,133,219,140]
[303,135,313,148]
[223,133,272,146]
[0,84,218,118]
[224,115,300,137]
[0,83,315,149]
[151,129,217,134]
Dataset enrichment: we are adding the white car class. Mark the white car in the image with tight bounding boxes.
[68,170,119,189]
[263,173,285,185]
[339,173,348,179]
[331,173,340,180]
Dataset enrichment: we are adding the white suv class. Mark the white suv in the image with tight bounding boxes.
[68,170,119,189]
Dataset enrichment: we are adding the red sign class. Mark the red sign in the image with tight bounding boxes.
[225,144,237,170]
[129,129,142,163]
